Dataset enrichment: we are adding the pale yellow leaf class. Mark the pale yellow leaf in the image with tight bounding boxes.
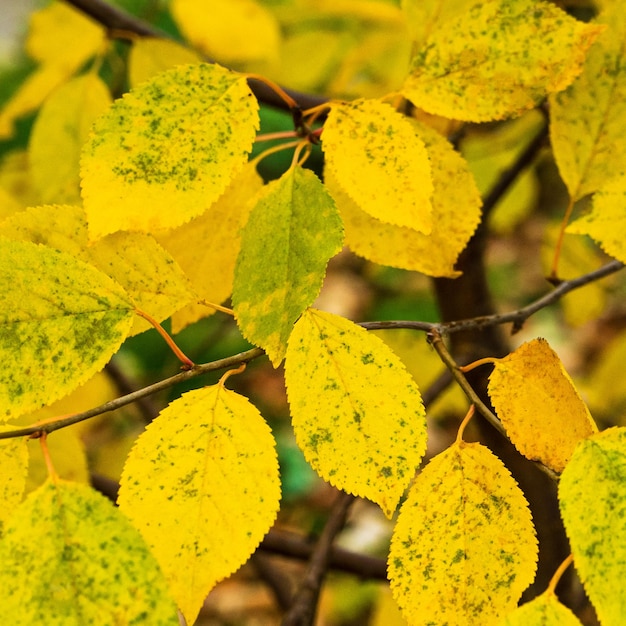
[488,338,598,473]
[285,308,427,518]
[128,38,203,88]
[30,74,112,204]
[401,0,476,48]
[171,0,280,68]
[118,385,281,625]
[0,480,178,625]
[329,119,481,277]
[559,427,626,625]
[81,62,259,239]
[0,434,28,530]
[157,163,264,333]
[550,8,626,199]
[402,0,601,122]
[322,99,433,232]
[501,591,584,625]
[388,441,538,626]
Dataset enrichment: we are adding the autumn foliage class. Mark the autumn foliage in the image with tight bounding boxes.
[0,1,625,625]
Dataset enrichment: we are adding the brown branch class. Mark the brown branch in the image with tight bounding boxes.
[281,492,356,626]
[104,359,159,423]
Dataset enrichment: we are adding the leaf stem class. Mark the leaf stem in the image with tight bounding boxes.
[198,299,235,316]
[246,73,298,109]
[39,434,59,482]
[549,196,575,282]
[456,405,476,444]
[547,554,574,595]
[459,357,497,373]
[218,363,246,387]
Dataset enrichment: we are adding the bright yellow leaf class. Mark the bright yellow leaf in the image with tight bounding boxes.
[80,62,259,239]
[550,9,626,200]
[285,308,427,518]
[329,119,481,277]
[0,239,134,422]
[388,441,538,625]
[157,163,264,333]
[128,38,203,88]
[29,74,112,204]
[233,166,344,366]
[0,480,178,625]
[567,175,626,263]
[501,591,584,625]
[0,434,28,531]
[401,0,476,48]
[559,427,626,626]
[322,99,433,233]
[0,205,194,336]
[402,0,601,122]
[118,385,281,625]
[488,338,597,473]
[171,0,280,68]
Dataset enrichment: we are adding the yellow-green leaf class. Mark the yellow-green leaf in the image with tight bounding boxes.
[157,162,264,333]
[0,239,134,422]
[501,591,584,626]
[567,175,626,264]
[80,62,259,239]
[329,119,481,277]
[233,166,344,366]
[402,0,601,122]
[118,385,281,625]
[559,427,626,626]
[128,38,203,88]
[285,308,426,518]
[401,0,476,48]
[322,99,433,232]
[550,9,626,200]
[488,338,597,473]
[29,74,111,205]
[0,205,194,336]
[0,435,28,531]
[0,480,178,625]
[388,441,538,625]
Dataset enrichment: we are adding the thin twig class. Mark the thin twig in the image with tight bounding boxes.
[281,492,356,626]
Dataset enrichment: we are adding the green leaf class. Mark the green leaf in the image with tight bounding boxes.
[118,385,281,625]
[285,308,427,518]
[559,427,626,625]
[233,165,344,366]
[80,62,259,239]
[0,480,178,625]
[501,591,584,626]
[0,238,134,422]
[0,434,28,531]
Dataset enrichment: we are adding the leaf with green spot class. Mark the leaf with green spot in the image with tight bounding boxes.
[0,238,134,422]
[0,480,178,625]
[322,99,433,232]
[118,385,281,625]
[233,166,344,366]
[0,434,28,531]
[501,591,584,625]
[559,427,626,625]
[388,440,538,625]
[285,308,427,518]
[80,62,259,239]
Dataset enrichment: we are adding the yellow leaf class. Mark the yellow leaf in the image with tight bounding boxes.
[26,2,105,72]
[501,591,584,625]
[0,434,28,531]
[488,338,597,473]
[567,175,626,263]
[171,0,280,68]
[0,205,194,336]
[29,74,112,204]
[0,480,178,625]
[80,62,259,239]
[559,427,626,626]
[0,239,134,422]
[401,0,476,48]
[388,441,538,626]
[128,38,203,88]
[0,151,40,210]
[322,99,433,232]
[233,166,344,366]
[118,385,281,625]
[329,119,481,277]
[285,308,427,518]
[402,0,601,122]
[157,163,264,333]
[550,9,626,200]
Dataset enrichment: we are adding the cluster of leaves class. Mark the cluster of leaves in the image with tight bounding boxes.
[0,0,625,625]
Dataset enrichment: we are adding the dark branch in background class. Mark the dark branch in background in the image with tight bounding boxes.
[63,0,329,113]
[281,492,356,626]
[105,359,159,423]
